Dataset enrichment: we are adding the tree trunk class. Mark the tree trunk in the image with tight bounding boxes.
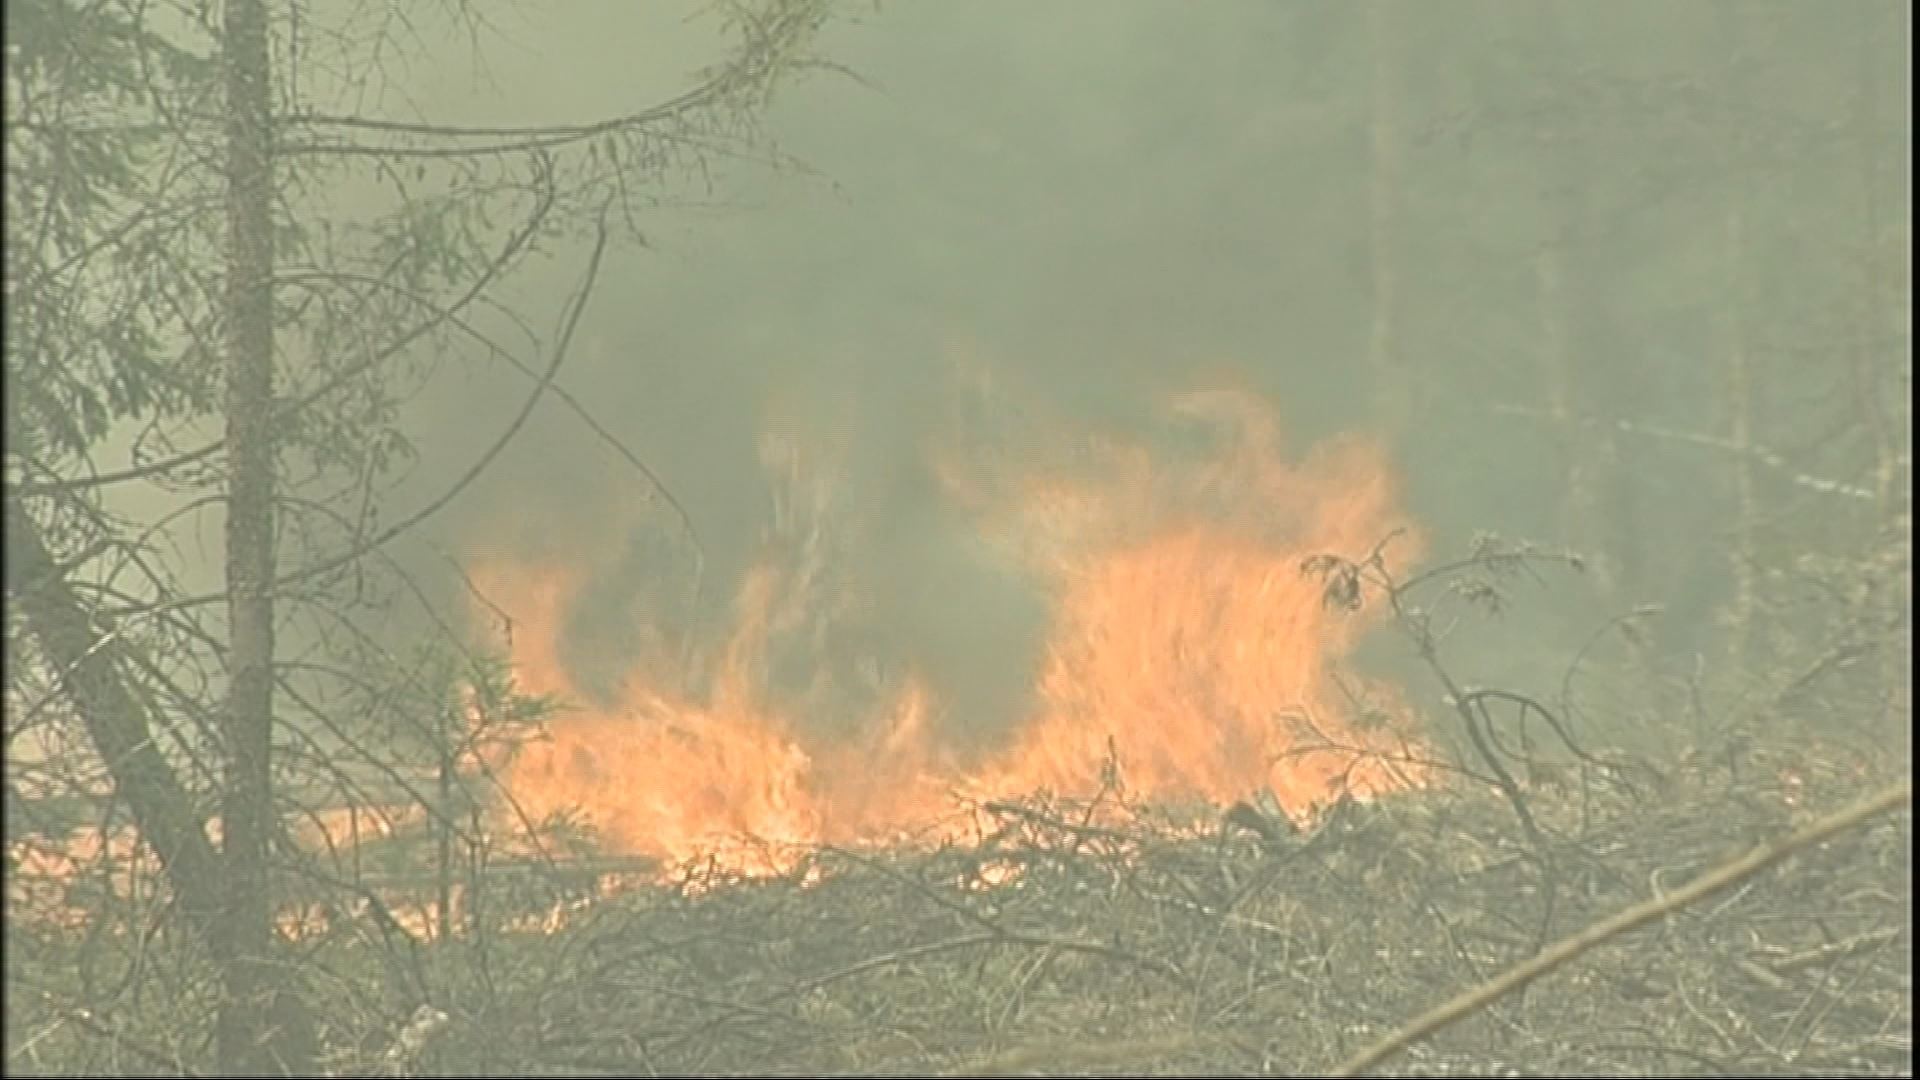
[1531,0,1631,613]
[1365,0,1408,437]
[1720,204,1758,666]
[1849,3,1906,728]
[216,0,295,1072]
[1533,230,1622,601]
[3,496,228,949]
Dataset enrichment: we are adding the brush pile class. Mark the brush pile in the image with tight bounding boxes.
[429,749,1910,1077]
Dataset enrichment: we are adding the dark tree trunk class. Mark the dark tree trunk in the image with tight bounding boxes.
[1365,0,1408,437]
[3,497,228,947]
[215,0,296,1072]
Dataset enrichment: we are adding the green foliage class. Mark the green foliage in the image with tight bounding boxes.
[5,0,221,464]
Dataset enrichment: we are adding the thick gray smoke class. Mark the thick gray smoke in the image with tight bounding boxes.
[396,5,1394,751]
[387,1,1880,744]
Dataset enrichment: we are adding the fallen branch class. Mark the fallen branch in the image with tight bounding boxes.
[1331,781,1912,1077]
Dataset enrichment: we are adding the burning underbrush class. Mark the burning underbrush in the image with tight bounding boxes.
[6,383,1441,951]
[6,376,1908,1076]
[314,759,1905,1076]
[5,720,1907,1076]
[461,384,1430,885]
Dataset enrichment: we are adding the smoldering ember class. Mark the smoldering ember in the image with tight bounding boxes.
[4,2,1909,1078]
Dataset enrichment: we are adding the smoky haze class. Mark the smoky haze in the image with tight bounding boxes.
[382,2,1906,754]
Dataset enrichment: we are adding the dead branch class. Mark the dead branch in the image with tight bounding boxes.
[1330,781,1912,1077]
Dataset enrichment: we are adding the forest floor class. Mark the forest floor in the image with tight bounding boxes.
[421,742,1910,1076]
[5,737,1909,1077]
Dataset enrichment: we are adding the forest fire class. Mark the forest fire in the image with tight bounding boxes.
[467,385,1429,884]
[4,385,1431,942]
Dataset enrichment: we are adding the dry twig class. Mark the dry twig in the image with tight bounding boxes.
[1331,781,1912,1076]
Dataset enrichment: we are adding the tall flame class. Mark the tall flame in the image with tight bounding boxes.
[467,384,1426,876]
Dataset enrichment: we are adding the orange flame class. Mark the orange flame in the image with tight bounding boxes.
[468,556,954,874]
[5,386,1427,939]
[466,385,1427,879]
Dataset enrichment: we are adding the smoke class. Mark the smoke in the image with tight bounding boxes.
[385,3,1393,754]
[391,1,1799,747]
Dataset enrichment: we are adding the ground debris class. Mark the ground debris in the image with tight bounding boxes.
[448,754,1910,1077]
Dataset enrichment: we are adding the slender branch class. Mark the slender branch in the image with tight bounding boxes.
[270,201,610,588]
[272,266,702,563]
[279,83,724,140]
[1485,401,1905,501]
[1331,781,1913,1077]
[11,155,557,501]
